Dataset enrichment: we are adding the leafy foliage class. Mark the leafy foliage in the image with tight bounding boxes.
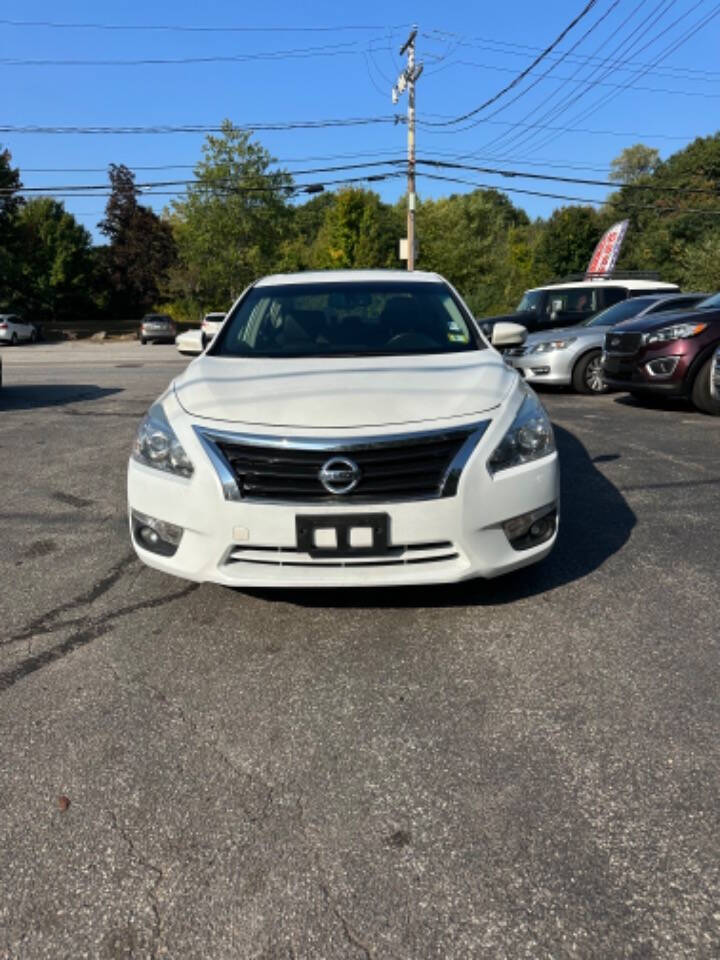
[169,121,291,316]
[15,198,96,320]
[99,164,177,317]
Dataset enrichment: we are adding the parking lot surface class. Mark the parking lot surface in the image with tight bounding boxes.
[1,340,719,959]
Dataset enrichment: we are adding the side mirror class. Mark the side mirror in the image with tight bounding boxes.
[491,322,527,348]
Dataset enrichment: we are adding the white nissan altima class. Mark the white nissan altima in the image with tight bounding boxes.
[127,271,559,588]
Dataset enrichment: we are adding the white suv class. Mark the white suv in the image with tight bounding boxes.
[128,271,559,588]
[483,275,679,335]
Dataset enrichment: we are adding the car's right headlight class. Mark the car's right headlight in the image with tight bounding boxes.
[643,321,707,344]
[529,337,577,353]
[132,402,194,478]
[488,388,555,475]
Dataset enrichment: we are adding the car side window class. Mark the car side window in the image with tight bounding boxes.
[541,288,596,326]
[599,287,627,309]
[651,298,697,312]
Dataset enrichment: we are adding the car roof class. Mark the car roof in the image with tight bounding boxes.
[255,269,443,287]
[528,278,678,292]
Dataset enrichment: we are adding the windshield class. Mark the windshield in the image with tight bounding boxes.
[210,281,483,358]
[580,297,658,327]
[696,292,720,310]
[515,290,546,313]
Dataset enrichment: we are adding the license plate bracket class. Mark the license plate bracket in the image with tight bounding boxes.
[296,513,391,558]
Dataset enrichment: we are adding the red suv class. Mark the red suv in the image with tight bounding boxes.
[602,293,720,414]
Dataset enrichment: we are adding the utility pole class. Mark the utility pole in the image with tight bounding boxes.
[393,27,423,271]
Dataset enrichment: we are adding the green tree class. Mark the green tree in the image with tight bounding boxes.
[680,230,720,290]
[609,144,660,183]
[311,188,400,269]
[15,198,96,320]
[533,205,603,279]
[99,163,176,317]
[170,121,292,313]
[0,147,23,308]
[416,188,529,315]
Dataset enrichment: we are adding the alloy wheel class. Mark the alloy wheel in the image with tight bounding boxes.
[585,355,606,393]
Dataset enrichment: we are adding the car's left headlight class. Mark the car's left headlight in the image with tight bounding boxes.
[643,322,707,344]
[132,402,194,477]
[530,337,577,353]
[488,388,555,475]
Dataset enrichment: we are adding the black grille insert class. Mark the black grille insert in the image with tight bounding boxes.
[213,427,480,503]
[604,332,642,355]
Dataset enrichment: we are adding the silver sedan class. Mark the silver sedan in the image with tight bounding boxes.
[505,293,709,394]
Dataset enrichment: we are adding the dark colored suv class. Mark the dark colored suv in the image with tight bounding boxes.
[602,292,720,414]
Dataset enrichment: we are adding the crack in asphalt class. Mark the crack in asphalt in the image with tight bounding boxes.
[320,883,394,960]
[124,670,276,826]
[108,811,164,959]
[4,552,137,646]
[0,583,199,692]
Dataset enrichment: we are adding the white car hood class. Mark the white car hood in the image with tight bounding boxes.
[174,352,513,429]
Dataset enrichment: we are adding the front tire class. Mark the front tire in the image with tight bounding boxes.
[691,356,720,415]
[572,350,607,395]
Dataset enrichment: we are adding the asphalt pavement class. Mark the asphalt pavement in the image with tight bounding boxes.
[1,340,719,959]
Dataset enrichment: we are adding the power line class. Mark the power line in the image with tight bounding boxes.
[3,159,406,194]
[422,0,599,127]
[416,170,720,215]
[506,0,719,161]
[8,171,406,200]
[456,0,679,153]
[0,17,406,33]
[432,55,720,101]
[415,158,720,196]
[422,26,720,81]
[0,39,390,67]
[418,114,707,142]
[9,156,718,199]
[0,117,396,134]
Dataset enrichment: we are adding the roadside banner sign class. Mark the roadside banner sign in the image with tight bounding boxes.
[585,220,629,277]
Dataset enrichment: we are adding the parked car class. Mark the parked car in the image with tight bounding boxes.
[128,270,559,588]
[481,273,679,336]
[175,328,204,356]
[602,291,720,414]
[200,311,226,343]
[0,313,38,345]
[138,314,177,345]
[506,293,709,394]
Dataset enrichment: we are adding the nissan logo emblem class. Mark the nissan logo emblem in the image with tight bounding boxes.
[318,456,361,495]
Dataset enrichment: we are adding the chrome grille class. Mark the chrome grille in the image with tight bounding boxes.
[195,423,489,503]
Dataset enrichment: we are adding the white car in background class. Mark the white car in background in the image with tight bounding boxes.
[175,328,204,356]
[128,270,559,588]
[201,311,226,344]
[0,314,38,345]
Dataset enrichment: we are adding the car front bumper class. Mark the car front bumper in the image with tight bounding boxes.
[506,350,573,386]
[127,396,560,588]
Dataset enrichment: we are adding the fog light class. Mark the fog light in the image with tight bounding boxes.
[530,366,551,375]
[131,510,183,557]
[645,356,679,378]
[502,505,557,551]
